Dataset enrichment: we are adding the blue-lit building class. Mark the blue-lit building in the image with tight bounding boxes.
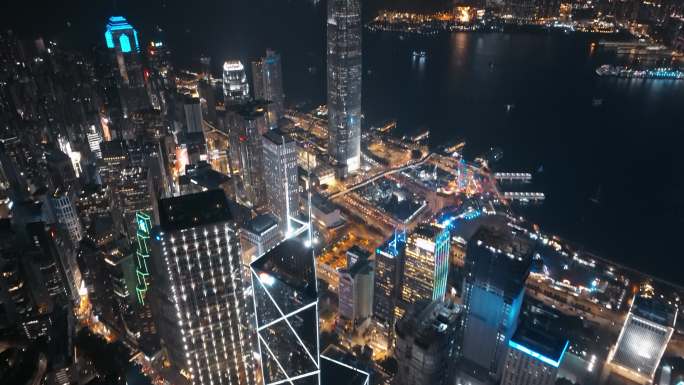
[103,16,148,117]
[461,226,532,381]
[104,16,140,53]
[502,323,569,385]
[372,230,406,348]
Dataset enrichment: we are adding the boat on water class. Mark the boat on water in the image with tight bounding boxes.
[596,64,684,80]
[592,98,603,107]
[412,50,427,59]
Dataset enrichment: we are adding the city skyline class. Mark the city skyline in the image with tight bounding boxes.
[1,2,683,385]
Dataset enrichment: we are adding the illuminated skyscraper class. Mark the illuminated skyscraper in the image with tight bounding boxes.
[400,224,450,307]
[327,0,362,177]
[251,238,320,385]
[607,293,677,384]
[226,101,268,208]
[262,128,299,235]
[252,49,285,128]
[502,323,569,385]
[153,190,255,385]
[104,16,148,116]
[250,236,370,385]
[223,61,250,105]
[461,226,532,381]
[50,187,83,245]
[373,231,406,347]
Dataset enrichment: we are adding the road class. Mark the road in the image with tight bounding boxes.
[329,153,433,200]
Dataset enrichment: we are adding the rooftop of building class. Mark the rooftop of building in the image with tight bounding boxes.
[466,226,532,297]
[342,258,373,278]
[320,346,370,385]
[631,294,677,328]
[251,237,317,305]
[509,322,569,367]
[411,223,440,240]
[100,140,127,159]
[181,162,230,189]
[312,193,339,215]
[395,300,460,351]
[263,127,295,145]
[243,213,279,236]
[228,100,268,119]
[158,189,233,232]
[346,245,370,260]
[471,224,533,257]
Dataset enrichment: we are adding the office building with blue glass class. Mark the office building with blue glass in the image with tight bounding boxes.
[461,226,532,381]
[502,323,569,385]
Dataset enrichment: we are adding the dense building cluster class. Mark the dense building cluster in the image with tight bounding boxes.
[0,3,682,385]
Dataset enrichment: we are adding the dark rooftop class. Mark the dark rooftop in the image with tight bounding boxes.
[228,100,268,120]
[251,238,317,305]
[243,213,279,236]
[158,190,233,232]
[320,346,370,385]
[510,322,569,365]
[632,294,677,328]
[466,226,533,300]
[263,127,295,145]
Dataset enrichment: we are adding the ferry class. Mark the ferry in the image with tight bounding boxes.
[596,64,684,80]
[412,50,427,59]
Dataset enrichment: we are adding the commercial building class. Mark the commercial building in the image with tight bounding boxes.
[152,190,255,385]
[184,96,204,134]
[327,0,362,176]
[252,49,284,128]
[223,60,250,105]
[50,187,83,245]
[372,231,406,348]
[501,323,569,385]
[400,224,450,307]
[226,101,269,208]
[104,16,148,116]
[394,300,460,385]
[461,226,532,381]
[262,128,299,234]
[607,293,677,384]
[338,258,374,327]
[239,213,281,265]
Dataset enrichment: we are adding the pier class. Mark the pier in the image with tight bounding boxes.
[504,191,545,202]
[495,172,532,183]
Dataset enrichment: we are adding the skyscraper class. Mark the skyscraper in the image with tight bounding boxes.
[251,238,320,385]
[327,0,362,177]
[250,235,370,385]
[104,16,148,116]
[461,226,532,381]
[226,101,269,208]
[372,231,406,347]
[223,61,250,105]
[262,128,299,234]
[394,300,460,385]
[400,224,450,307]
[502,323,569,385]
[252,49,285,128]
[184,96,204,134]
[50,187,84,245]
[607,293,677,384]
[338,258,374,327]
[152,190,255,385]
